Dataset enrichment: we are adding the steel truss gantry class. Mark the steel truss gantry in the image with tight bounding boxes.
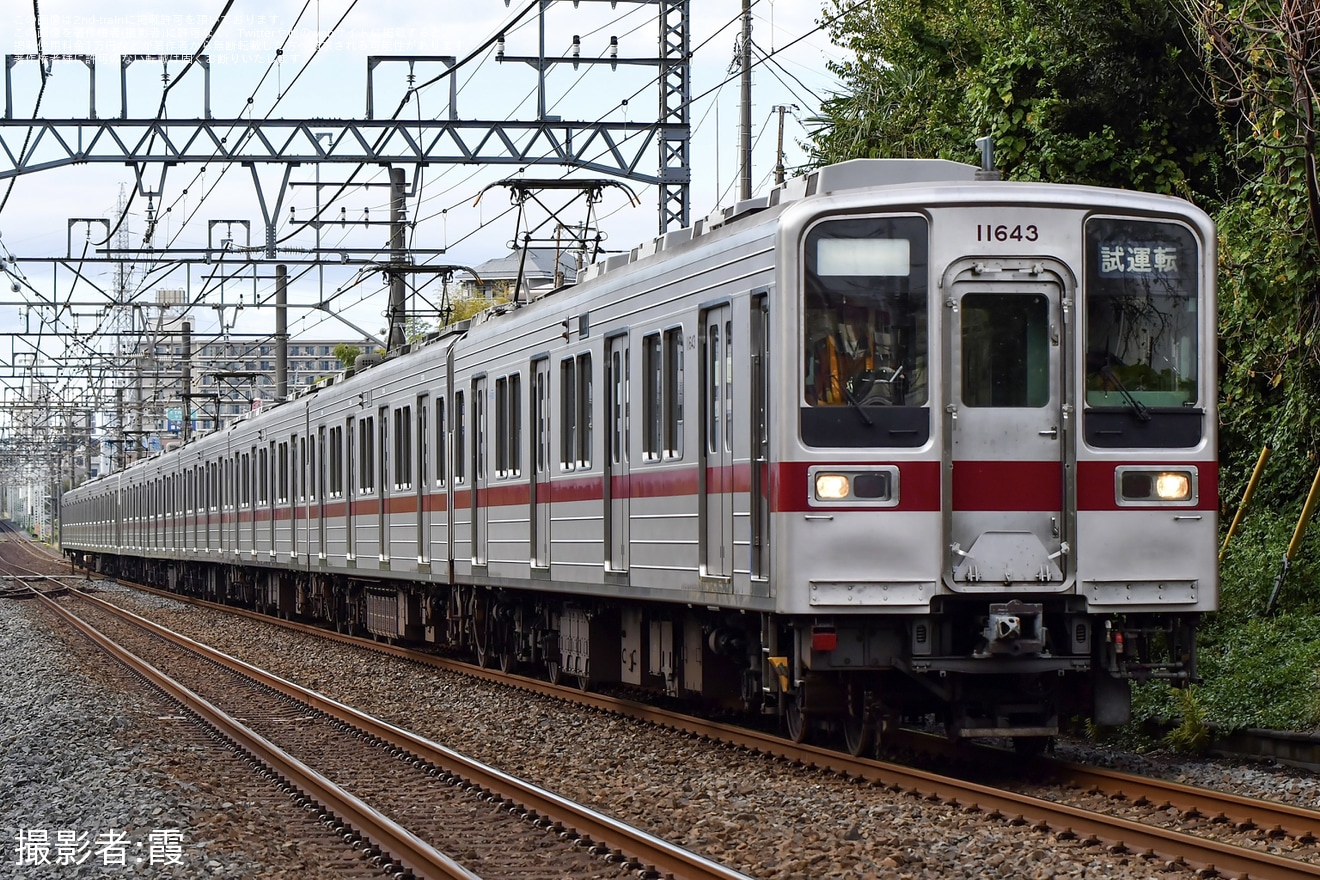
[1,1,691,234]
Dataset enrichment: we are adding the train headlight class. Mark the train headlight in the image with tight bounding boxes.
[1116,467,1197,505]
[808,467,898,506]
[815,474,850,500]
[1155,472,1191,501]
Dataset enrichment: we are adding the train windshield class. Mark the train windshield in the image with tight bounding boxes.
[803,216,929,409]
[1084,218,1199,408]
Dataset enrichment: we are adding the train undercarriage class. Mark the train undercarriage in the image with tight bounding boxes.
[69,550,1199,756]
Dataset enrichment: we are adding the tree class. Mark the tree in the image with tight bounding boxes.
[333,343,365,370]
[810,0,1232,201]
[1179,0,1320,513]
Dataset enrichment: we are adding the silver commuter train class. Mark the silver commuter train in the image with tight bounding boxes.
[61,158,1218,753]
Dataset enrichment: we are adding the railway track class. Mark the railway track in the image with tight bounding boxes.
[29,584,755,880]
[85,576,1320,880]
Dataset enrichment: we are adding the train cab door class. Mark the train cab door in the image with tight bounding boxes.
[701,304,734,580]
[605,334,630,573]
[944,261,1072,590]
[530,358,551,569]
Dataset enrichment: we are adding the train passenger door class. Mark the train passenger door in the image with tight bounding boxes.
[605,334,630,572]
[749,294,770,595]
[944,263,1071,589]
[317,426,327,562]
[701,304,733,580]
[417,395,430,566]
[378,406,389,563]
[530,358,551,569]
[472,377,488,565]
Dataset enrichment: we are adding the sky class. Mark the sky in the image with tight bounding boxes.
[0,0,852,394]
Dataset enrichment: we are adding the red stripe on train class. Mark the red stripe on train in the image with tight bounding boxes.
[952,460,1062,511]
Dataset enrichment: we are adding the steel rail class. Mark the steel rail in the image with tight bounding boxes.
[101,578,1320,880]
[70,587,756,880]
[33,591,480,880]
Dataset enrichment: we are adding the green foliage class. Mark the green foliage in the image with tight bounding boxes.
[443,293,510,326]
[332,343,364,370]
[1163,687,1211,754]
[810,0,1233,201]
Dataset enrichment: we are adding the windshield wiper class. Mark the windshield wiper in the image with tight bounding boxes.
[1099,365,1151,422]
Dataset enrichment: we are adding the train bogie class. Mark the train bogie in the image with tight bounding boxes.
[61,156,1218,747]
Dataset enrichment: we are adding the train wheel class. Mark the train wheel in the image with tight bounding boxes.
[785,691,810,744]
[494,613,517,674]
[546,659,564,685]
[497,644,516,674]
[842,688,875,758]
[471,593,492,668]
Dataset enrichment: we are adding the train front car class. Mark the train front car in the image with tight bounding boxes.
[773,161,1217,752]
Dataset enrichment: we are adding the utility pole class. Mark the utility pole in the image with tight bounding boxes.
[773,104,799,185]
[387,167,407,353]
[739,0,753,201]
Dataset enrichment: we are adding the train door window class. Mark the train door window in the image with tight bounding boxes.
[453,391,466,483]
[707,322,722,454]
[241,453,250,507]
[379,407,390,498]
[643,333,661,461]
[961,293,1050,407]
[533,360,549,476]
[299,437,308,501]
[435,397,447,487]
[346,419,356,500]
[307,434,316,501]
[417,397,428,487]
[473,381,486,481]
[328,427,343,496]
[723,319,733,452]
[610,344,628,465]
[359,416,375,493]
[393,406,412,489]
[664,327,684,459]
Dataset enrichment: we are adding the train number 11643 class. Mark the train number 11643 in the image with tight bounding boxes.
[977,223,1039,242]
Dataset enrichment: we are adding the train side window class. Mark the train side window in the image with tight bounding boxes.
[561,357,577,471]
[394,405,412,489]
[577,353,592,468]
[643,333,662,461]
[359,417,375,493]
[961,293,1050,407]
[496,378,509,477]
[258,447,269,504]
[278,441,290,502]
[329,427,343,497]
[495,374,522,478]
[510,373,522,477]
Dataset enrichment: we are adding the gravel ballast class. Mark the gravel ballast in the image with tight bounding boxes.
[75,581,1320,880]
